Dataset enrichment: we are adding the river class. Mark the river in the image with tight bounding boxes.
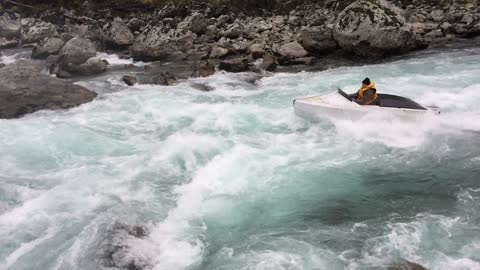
[1,44,480,270]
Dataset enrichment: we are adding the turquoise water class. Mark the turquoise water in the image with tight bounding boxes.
[1,47,480,270]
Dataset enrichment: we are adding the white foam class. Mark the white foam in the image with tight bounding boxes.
[0,52,24,64]
[96,52,146,66]
[127,146,253,269]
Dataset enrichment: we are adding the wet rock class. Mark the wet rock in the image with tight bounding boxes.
[166,51,187,62]
[248,43,265,59]
[388,259,429,270]
[21,21,58,44]
[333,0,425,57]
[278,41,308,59]
[98,222,149,270]
[424,29,444,40]
[65,57,107,75]
[190,82,214,92]
[31,37,65,59]
[139,72,177,85]
[55,69,73,78]
[258,53,278,71]
[299,27,337,55]
[0,63,5,69]
[122,75,137,86]
[0,37,18,49]
[106,17,135,49]
[0,60,97,119]
[219,58,250,73]
[0,14,21,39]
[193,60,216,77]
[291,56,317,65]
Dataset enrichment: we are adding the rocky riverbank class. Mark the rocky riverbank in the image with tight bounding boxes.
[0,0,479,118]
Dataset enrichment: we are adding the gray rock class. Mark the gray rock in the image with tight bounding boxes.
[291,56,317,65]
[248,44,265,59]
[65,57,107,75]
[0,63,5,69]
[216,14,233,27]
[424,29,444,39]
[59,36,97,66]
[127,18,142,32]
[223,23,244,39]
[55,69,73,78]
[122,75,137,86]
[0,14,21,39]
[278,41,308,59]
[162,18,177,28]
[0,60,97,119]
[31,37,65,59]
[130,27,193,61]
[258,53,278,71]
[430,9,445,22]
[219,58,250,73]
[0,37,18,49]
[210,46,229,58]
[193,61,216,77]
[299,27,337,54]
[387,259,428,270]
[190,82,214,92]
[138,72,176,85]
[188,13,208,35]
[333,0,424,57]
[21,21,58,44]
[77,24,106,46]
[106,17,135,49]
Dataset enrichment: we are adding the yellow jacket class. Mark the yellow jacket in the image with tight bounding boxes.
[357,83,378,105]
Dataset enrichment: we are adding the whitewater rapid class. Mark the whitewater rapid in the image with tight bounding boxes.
[0,46,480,270]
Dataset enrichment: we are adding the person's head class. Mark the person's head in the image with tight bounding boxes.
[362,78,371,87]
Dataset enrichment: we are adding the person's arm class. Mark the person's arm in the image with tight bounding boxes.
[359,90,375,105]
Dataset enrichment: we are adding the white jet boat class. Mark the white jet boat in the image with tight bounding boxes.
[293,89,440,121]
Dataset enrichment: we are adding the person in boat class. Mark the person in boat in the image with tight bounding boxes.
[349,78,380,105]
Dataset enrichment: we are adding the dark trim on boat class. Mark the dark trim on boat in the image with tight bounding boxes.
[337,90,427,110]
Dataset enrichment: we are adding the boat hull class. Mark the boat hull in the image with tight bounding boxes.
[293,91,438,121]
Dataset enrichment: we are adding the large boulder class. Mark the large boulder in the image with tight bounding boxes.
[177,12,208,35]
[299,27,337,54]
[333,0,424,57]
[31,37,65,59]
[0,60,97,119]
[278,41,308,59]
[219,58,250,73]
[130,27,194,61]
[0,14,21,39]
[59,36,97,66]
[105,17,135,49]
[21,21,58,44]
[64,57,107,75]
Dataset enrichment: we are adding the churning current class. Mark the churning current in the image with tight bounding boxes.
[1,45,480,270]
